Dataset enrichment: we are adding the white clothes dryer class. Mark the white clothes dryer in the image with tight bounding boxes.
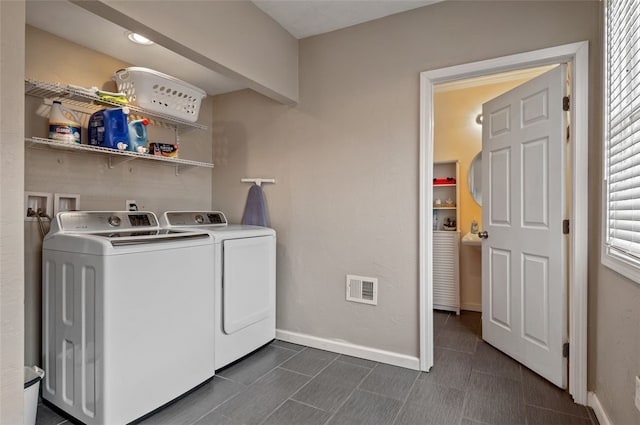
[42,211,215,425]
[161,211,276,370]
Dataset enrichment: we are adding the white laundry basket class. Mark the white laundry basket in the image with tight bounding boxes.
[112,67,206,122]
[24,366,45,425]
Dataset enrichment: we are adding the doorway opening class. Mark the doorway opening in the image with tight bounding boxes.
[418,42,589,404]
[431,65,556,314]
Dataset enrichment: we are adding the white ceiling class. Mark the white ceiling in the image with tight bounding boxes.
[253,0,441,39]
[26,0,442,96]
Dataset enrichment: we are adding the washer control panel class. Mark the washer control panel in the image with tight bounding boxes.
[58,211,158,232]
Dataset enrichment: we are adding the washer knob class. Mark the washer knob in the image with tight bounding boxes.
[108,216,121,227]
[195,214,205,224]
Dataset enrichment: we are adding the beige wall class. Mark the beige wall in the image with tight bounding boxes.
[434,78,532,311]
[592,267,640,424]
[211,1,602,360]
[1,1,25,423]
[23,26,215,366]
[78,0,299,104]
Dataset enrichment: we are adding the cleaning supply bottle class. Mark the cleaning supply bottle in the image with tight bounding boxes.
[128,118,149,153]
[49,101,81,144]
[88,107,130,150]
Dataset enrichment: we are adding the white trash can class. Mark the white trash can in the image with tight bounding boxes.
[24,366,45,425]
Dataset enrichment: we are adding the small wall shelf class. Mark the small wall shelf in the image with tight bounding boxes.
[26,137,214,174]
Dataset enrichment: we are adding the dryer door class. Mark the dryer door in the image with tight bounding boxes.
[223,236,275,334]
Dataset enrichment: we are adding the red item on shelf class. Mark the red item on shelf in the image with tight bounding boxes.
[433,178,456,185]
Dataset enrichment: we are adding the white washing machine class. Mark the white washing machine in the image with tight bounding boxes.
[42,211,215,425]
[161,211,276,370]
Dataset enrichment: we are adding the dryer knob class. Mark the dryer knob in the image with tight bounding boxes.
[194,214,204,224]
[108,216,121,227]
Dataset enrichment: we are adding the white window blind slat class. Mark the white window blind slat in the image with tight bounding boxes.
[606,0,640,259]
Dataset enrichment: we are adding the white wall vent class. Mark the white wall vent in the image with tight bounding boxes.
[346,275,378,305]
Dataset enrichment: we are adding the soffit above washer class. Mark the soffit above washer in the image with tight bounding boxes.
[252,0,443,39]
[25,0,245,96]
[26,1,444,95]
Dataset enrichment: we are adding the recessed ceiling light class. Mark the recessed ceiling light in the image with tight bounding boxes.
[127,32,154,46]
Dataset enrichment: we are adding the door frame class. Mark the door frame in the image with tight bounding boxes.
[418,41,589,404]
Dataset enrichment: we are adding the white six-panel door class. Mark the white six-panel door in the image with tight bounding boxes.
[481,64,567,388]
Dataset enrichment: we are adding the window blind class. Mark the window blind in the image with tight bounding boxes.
[606,0,640,261]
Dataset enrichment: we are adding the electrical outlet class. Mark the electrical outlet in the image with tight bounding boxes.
[635,376,640,412]
[126,199,138,211]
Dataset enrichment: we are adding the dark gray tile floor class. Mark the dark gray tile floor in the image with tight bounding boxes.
[36,311,599,425]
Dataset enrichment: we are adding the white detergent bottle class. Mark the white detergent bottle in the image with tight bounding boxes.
[49,101,81,144]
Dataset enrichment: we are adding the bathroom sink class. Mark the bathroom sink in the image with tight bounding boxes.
[462,232,482,246]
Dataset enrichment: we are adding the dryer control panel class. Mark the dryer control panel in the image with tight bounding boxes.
[163,211,228,227]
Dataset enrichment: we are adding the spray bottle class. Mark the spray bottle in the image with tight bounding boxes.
[128,118,149,153]
[49,101,81,144]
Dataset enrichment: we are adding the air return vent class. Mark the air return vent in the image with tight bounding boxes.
[346,275,378,305]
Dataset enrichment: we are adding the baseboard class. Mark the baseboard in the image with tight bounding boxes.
[275,329,420,370]
[588,392,613,425]
[461,303,482,312]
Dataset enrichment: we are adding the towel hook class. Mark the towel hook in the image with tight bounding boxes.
[241,178,276,187]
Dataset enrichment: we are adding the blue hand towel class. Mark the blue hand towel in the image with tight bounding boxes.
[242,184,268,226]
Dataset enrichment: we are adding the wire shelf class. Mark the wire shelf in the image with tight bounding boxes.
[25,79,208,131]
[26,137,214,173]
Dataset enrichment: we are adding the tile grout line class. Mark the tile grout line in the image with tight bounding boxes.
[520,362,530,425]
[320,362,378,425]
[187,381,249,425]
[216,344,301,386]
[457,339,479,425]
[208,345,308,425]
[244,345,305,386]
[237,365,314,425]
[519,365,592,421]
[524,403,593,420]
[288,352,343,401]
[256,352,343,425]
[271,340,305,352]
[472,368,523,385]
[458,375,473,425]
[441,312,479,425]
[277,364,318,378]
[389,369,421,425]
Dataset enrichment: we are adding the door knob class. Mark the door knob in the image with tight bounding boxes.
[478,230,489,239]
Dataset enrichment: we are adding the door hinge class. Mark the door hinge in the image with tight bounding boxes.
[563,342,570,358]
[563,95,570,111]
[563,219,570,234]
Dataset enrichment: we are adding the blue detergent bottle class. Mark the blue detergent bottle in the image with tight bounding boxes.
[88,107,130,150]
[128,118,149,153]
